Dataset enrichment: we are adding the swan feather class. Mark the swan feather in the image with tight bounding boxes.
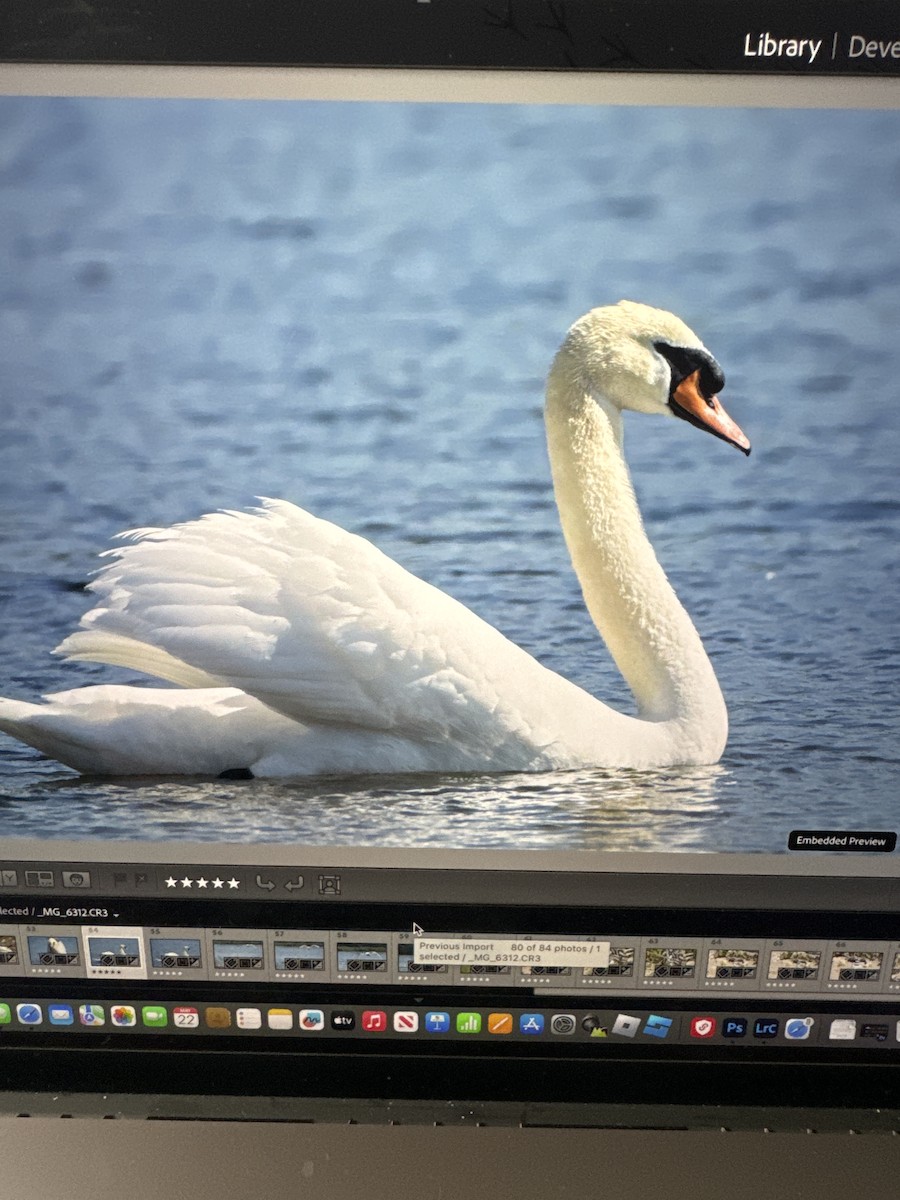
[55,499,600,761]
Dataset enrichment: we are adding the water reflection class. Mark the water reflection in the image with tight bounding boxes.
[0,762,729,852]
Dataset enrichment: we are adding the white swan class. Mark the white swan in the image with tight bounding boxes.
[0,301,749,778]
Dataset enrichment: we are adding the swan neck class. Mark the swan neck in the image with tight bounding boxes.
[545,354,725,740]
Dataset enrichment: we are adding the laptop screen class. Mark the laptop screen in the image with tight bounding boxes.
[1,4,899,1107]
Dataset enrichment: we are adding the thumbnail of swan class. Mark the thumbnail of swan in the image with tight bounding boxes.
[0,301,750,778]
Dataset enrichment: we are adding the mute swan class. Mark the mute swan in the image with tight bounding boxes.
[0,301,749,778]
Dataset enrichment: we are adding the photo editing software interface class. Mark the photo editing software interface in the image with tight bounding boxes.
[1,1,899,1094]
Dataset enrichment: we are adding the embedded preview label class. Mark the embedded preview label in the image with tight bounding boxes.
[788,830,897,853]
[413,936,610,968]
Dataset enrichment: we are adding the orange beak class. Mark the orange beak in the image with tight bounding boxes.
[671,370,751,456]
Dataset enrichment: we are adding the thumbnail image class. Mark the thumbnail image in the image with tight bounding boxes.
[588,947,636,978]
[0,96,898,853]
[150,938,203,968]
[644,947,697,979]
[88,937,141,967]
[27,934,79,965]
[829,950,883,982]
[767,950,821,981]
[212,941,264,969]
[705,949,759,980]
[397,943,447,974]
[892,953,900,983]
[336,943,388,972]
[0,936,18,964]
[274,941,325,971]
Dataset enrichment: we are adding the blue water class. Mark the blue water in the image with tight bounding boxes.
[1,97,898,852]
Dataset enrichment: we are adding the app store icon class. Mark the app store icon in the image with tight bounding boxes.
[520,1013,545,1035]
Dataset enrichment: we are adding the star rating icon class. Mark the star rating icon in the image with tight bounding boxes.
[163,873,237,890]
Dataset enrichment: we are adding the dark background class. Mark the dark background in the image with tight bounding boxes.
[2,0,900,73]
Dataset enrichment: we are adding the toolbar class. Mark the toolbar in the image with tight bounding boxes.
[0,864,337,900]
[4,857,899,912]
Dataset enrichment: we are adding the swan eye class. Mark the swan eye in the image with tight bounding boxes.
[654,341,725,404]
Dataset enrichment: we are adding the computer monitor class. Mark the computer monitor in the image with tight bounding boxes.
[1,0,898,1113]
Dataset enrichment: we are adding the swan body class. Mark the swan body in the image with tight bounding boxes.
[0,301,749,778]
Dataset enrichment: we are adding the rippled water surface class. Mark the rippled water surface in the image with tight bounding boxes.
[1,98,899,852]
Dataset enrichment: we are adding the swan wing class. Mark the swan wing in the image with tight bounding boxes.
[56,499,561,754]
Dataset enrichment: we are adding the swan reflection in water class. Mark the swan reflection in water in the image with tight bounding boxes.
[0,302,750,781]
[8,761,729,852]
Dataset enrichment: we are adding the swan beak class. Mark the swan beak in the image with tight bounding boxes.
[671,370,751,455]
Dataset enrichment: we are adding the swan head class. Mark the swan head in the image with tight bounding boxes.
[558,300,751,455]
